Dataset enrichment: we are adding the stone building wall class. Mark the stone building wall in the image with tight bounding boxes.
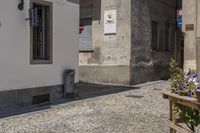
[131,0,176,84]
[0,0,79,109]
[79,0,132,85]
[79,0,179,85]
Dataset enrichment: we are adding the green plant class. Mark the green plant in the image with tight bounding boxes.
[169,59,184,94]
[169,59,200,132]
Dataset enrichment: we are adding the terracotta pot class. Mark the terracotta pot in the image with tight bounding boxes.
[196,91,200,103]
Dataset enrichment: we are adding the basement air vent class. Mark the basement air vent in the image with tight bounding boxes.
[32,94,50,105]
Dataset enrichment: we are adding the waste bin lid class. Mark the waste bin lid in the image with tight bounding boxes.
[64,69,75,75]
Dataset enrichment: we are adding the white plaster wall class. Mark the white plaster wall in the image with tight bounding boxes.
[182,0,197,71]
[0,0,79,91]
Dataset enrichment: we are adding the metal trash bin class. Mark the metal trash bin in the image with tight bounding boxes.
[63,69,75,99]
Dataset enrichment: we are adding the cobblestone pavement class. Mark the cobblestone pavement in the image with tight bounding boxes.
[0,81,198,133]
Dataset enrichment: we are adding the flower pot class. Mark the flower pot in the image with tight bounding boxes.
[196,91,200,103]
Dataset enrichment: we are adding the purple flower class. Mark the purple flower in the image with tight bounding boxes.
[197,86,200,91]
[180,82,186,89]
[188,90,191,97]
[192,74,197,78]
[187,70,192,76]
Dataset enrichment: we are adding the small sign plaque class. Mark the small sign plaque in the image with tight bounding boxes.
[185,24,194,31]
[104,9,117,34]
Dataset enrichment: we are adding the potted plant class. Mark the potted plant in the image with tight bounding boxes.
[170,59,200,100]
[169,59,200,132]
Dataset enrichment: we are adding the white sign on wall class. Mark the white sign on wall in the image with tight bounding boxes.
[104,9,117,34]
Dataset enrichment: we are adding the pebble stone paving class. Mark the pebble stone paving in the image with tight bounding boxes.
[0,81,199,133]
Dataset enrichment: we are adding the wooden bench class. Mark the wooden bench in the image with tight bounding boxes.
[163,92,200,133]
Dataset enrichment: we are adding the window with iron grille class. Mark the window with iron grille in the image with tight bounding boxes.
[30,0,52,64]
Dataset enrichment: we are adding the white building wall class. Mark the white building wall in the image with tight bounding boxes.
[0,0,79,91]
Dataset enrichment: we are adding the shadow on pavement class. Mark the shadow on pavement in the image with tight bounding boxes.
[0,83,139,119]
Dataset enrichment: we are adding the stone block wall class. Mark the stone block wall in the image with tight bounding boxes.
[130,0,176,84]
[79,0,178,85]
[79,0,132,85]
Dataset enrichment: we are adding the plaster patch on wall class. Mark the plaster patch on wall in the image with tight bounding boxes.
[88,47,101,64]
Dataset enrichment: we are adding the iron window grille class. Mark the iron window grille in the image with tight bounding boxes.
[30,0,52,64]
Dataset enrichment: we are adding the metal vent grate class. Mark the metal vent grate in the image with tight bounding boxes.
[32,94,50,105]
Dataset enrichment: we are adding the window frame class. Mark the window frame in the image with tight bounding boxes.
[30,0,53,65]
[151,20,160,51]
[165,23,172,51]
[79,17,93,53]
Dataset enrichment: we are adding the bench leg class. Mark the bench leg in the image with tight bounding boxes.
[170,101,177,133]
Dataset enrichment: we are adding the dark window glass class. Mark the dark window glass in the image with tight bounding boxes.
[165,23,171,51]
[151,21,159,51]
